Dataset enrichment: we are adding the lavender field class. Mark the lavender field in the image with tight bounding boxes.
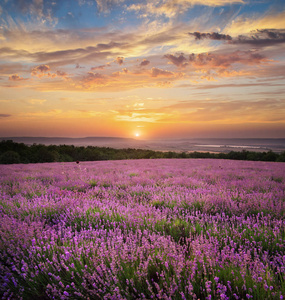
[0,159,284,300]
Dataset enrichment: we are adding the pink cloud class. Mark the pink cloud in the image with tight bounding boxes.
[164,53,188,68]
[188,51,269,69]
[150,67,175,77]
[139,59,150,67]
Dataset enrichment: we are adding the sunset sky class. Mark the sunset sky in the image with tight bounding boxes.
[0,0,285,139]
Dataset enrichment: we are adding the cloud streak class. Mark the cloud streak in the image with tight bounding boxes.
[0,114,12,118]
[128,0,245,18]
[189,29,285,47]
[233,29,285,47]
[189,32,232,41]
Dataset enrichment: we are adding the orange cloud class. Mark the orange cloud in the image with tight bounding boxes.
[31,64,50,75]
[31,64,69,79]
[9,74,28,81]
[115,57,124,65]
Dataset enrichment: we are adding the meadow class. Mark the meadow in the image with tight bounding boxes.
[0,159,284,299]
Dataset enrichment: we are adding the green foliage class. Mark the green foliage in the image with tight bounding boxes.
[0,150,21,164]
[129,172,138,177]
[0,140,285,164]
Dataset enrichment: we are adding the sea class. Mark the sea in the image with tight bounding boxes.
[1,137,285,153]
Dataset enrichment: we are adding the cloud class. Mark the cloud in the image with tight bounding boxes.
[189,29,285,48]
[31,64,50,75]
[9,74,27,81]
[150,67,174,77]
[3,0,57,25]
[232,29,285,47]
[1,23,128,56]
[188,51,268,69]
[0,47,30,60]
[27,99,46,105]
[9,0,44,16]
[164,53,188,68]
[81,71,108,88]
[139,59,150,67]
[0,41,124,67]
[224,11,285,35]
[159,98,285,123]
[84,71,105,80]
[189,31,232,41]
[94,0,125,13]
[96,41,125,50]
[0,63,25,75]
[139,30,181,47]
[56,70,68,78]
[190,82,285,90]
[31,64,69,79]
[76,63,84,69]
[110,71,121,77]
[112,96,285,125]
[156,81,173,88]
[115,111,170,123]
[0,114,11,118]
[32,47,101,64]
[127,0,244,18]
[115,57,124,65]
[91,64,108,70]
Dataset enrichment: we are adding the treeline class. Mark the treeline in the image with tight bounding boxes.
[0,140,284,164]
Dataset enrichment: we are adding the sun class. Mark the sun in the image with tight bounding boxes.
[135,133,140,137]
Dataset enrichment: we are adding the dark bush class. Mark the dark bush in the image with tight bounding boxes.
[0,150,21,164]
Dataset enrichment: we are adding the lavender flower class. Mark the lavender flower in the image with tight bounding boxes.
[0,159,284,299]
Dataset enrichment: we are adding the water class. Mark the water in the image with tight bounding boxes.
[1,137,285,153]
[144,138,285,153]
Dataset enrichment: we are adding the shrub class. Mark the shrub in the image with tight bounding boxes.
[0,150,21,164]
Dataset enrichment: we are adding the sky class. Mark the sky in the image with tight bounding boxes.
[0,0,285,139]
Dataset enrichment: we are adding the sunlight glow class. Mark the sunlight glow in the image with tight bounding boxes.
[0,0,284,138]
